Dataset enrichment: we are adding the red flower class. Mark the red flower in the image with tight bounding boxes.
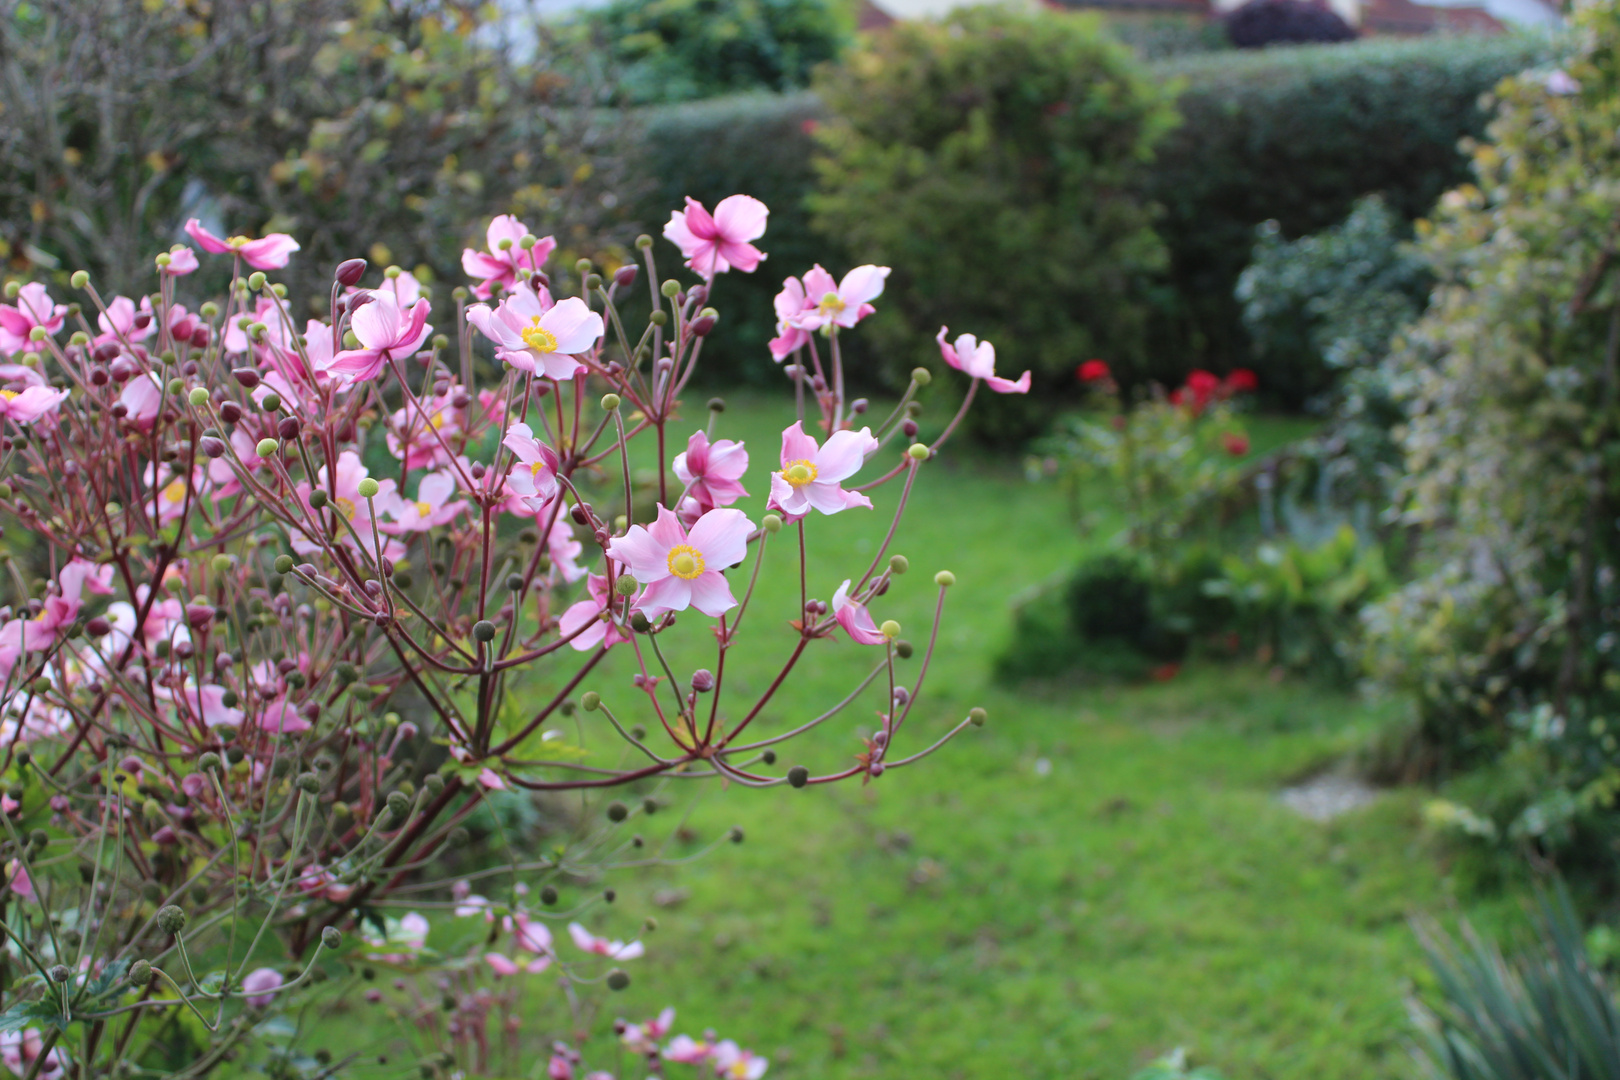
[1223,368,1258,394]
[1149,663,1180,682]
[1185,369,1220,403]
[1077,359,1111,383]
[1221,431,1250,457]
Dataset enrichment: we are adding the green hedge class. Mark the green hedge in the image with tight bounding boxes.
[1144,33,1554,399]
[636,32,1556,399]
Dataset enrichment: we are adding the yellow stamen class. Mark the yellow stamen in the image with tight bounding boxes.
[817,290,846,316]
[228,235,251,248]
[429,409,446,429]
[666,544,705,580]
[0,391,16,402]
[781,459,818,488]
[520,317,559,354]
[334,496,357,521]
[415,501,433,517]
[531,462,549,482]
[161,480,186,505]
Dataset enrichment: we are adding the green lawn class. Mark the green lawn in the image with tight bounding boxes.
[310,395,1524,1080]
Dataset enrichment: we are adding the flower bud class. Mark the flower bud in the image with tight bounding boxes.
[787,766,809,788]
[335,258,368,287]
[261,392,281,412]
[880,620,901,639]
[200,436,226,458]
[357,477,379,498]
[219,401,242,424]
[636,234,653,250]
[729,826,744,843]
[322,926,343,949]
[607,801,628,822]
[934,570,956,587]
[277,416,302,441]
[424,773,445,796]
[690,311,717,337]
[296,772,321,794]
[762,514,782,534]
[600,393,620,411]
[156,905,187,935]
[309,489,328,509]
[386,790,411,818]
[274,555,295,574]
[630,611,651,633]
[907,443,931,462]
[762,749,777,765]
[198,752,221,772]
[691,669,714,693]
[247,272,267,291]
[911,367,932,386]
[614,574,638,597]
[48,963,70,983]
[473,620,497,643]
[166,377,185,396]
[71,270,89,289]
[969,707,987,727]
[256,438,279,458]
[902,419,919,438]
[541,885,559,905]
[613,265,638,288]
[660,279,681,299]
[606,969,630,992]
[128,960,153,987]
[581,692,601,712]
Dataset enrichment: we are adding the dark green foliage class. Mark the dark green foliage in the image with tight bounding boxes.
[635,92,826,387]
[582,0,853,104]
[809,6,1177,443]
[1145,34,1555,400]
[1412,883,1620,1080]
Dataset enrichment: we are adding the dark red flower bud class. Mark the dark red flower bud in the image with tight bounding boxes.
[89,367,109,387]
[132,312,152,331]
[199,436,226,458]
[335,258,368,288]
[219,401,243,425]
[613,265,638,289]
[689,315,716,337]
[691,669,715,693]
[171,317,194,341]
[190,325,210,349]
[687,285,707,306]
[86,616,110,637]
[902,419,919,437]
[185,604,214,630]
[93,342,121,364]
[277,416,302,441]
[232,368,261,389]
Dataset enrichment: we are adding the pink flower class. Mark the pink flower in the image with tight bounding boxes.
[176,684,244,729]
[466,289,601,381]
[935,327,1030,395]
[506,912,554,957]
[714,1041,769,1080]
[380,472,467,534]
[183,218,301,271]
[605,506,751,620]
[501,422,560,513]
[291,450,396,556]
[96,296,156,347]
[769,276,812,359]
[6,860,33,900]
[547,517,587,583]
[485,951,550,976]
[1546,69,1580,95]
[831,580,888,645]
[0,386,67,424]
[361,912,431,963]
[663,195,768,277]
[386,388,461,471]
[548,1054,574,1080]
[257,696,309,735]
[664,1035,716,1065]
[162,247,199,276]
[558,574,629,652]
[463,215,555,299]
[767,422,877,519]
[566,922,644,960]
[242,967,283,1008]
[0,284,66,354]
[623,1008,676,1049]
[118,374,163,431]
[327,291,432,385]
[673,431,748,511]
[787,264,888,332]
[0,1030,64,1080]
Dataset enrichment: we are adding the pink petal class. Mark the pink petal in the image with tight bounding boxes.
[165,248,199,275]
[559,598,609,651]
[485,953,520,976]
[687,507,750,569]
[812,428,877,483]
[663,211,701,256]
[486,214,529,254]
[567,923,597,952]
[350,292,400,350]
[839,265,889,307]
[805,481,872,515]
[606,525,671,582]
[183,219,233,254]
[645,504,687,550]
[801,265,837,298]
[779,421,820,467]
[462,249,509,281]
[935,326,964,373]
[716,240,765,274]
[767,474,809,519]
[986,370,1031,394]
[712,195,768,242]
[540,297,603,354]
[239,234,300,271]
[637,575,691,618]
[684,571,737,618]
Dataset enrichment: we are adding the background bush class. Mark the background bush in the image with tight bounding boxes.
[580,0,853,104]
[807,6,1177,443]
[1222,0,1358,48]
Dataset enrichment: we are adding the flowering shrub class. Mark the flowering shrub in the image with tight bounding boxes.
[0,187,999,1074]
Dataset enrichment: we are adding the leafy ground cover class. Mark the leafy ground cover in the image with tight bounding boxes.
[305,396,1524,1080]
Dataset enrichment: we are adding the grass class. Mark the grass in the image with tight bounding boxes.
[305,394,1526,1080]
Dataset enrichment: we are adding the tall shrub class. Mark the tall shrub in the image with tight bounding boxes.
[1362,3,1620,831]
[809,6,1176,442]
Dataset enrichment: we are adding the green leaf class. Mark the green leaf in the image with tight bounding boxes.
[0,997,66,1034]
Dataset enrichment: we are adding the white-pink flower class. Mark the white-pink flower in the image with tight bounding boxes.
[664,1035,716,1065]
[664,195,768,277]
[558,574,629,652]
[0,386,68,424]
[184,218,301,271]
[0,284,65,355]
[162,247,199,276]
[95,296,156,347]
[242,967,283,1008]
[769,276,812,360]
[935,327,1030,395]
[463,215,555,299]
[176,684,244,729]
[467,289,601,381]
[485,951,550,976]
[328,291,432,385]
[673,430,748,511]
[622,1007,676,1049]
[714,1041,769,1080]
[831,580,888,645]
[605,506,751,620]
[118,374,164,431]
[567,922,644,960]
[767,422,877,519]
[501,422,560,513]
[380,472,467,534]
[788,264,888,332]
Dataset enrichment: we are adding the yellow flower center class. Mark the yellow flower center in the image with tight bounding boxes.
[520,318,559,354]
[817,291,846,316]
[334,496,357,521]
[781,459,818,488]
[161,480,186,505]
[666,544,705,580]
[0,390,16,402]
[429,409,447,429]
[228,235,251,248]
[415,501,433,517]
[530,462,549,482]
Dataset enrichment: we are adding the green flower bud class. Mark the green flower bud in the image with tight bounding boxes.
[934,570,956,587]
[198,752,222,772]
[889,555,909,575]
[156,905,187,935]
[614,574,638,596]
[540,885,559,905]
[166,377,185,396]
[649,309,668,327]
[308,489,328,509]
[1,282,15,300]
[895,639,914,660]
[357,477,379,499]
[386,790,411,817]
[211,554,233,574]
[296,772,321,795]
[472,620,496,642]
[606,801,628,822]
[762,514,782,534]
[47,964,70,983]
[128,959,153,986]
[729,825,744,843]
[260,392,281,412]
[969,707,987,727]
[581,691,601,712]
[708,396,726,413]
[911,367,931,386]
[600,393,620,411]
[71,271,89,289]
[423,773,445,796]
[660,280,681,298]
[880,620,901,639]
[907,443,931,462]
[321,926,342,949]
[187,387,210,407]
[256,438,279,458]
[606,969,630,991]
[28,326,45,342]
[273,555,294,574]
[787,765,809,788]
[635,234,653,250]
[247,272,267,291]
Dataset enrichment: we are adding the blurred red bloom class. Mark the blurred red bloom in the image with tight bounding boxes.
[1224,368,1258,393]
[1150,663,1180,682]
[1185,370,1220,403]
[1221,431,1250,457]
[1077,359,1111,382]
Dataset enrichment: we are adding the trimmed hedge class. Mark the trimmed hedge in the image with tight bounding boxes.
[635,32,1556,400]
